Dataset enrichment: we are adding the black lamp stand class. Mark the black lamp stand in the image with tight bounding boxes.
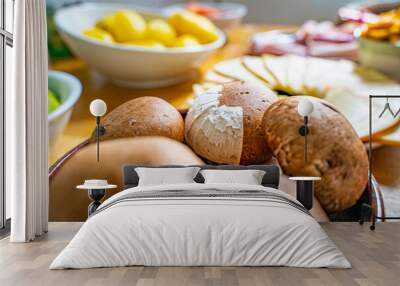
[299,116,309,163]
[95,116,106,162]
[290,115,317,211]
[296,180,314,210]
[88,189,106,216]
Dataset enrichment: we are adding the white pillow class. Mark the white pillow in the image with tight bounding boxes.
[135,167,200,186]
[200,169,266,185]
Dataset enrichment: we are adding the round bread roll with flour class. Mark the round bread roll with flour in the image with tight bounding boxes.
[90,96,184,142]
[262,96,368,213]
[185,81,278,164]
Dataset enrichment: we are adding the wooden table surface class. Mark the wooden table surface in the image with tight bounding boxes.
[49,24,282,164]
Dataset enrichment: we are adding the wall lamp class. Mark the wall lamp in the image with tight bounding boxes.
[297,98,314,163]
[90,99,107,162]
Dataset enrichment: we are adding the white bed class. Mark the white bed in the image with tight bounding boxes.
[50,182,350,269]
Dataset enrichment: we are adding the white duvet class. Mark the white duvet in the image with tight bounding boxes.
[50,183,350,269]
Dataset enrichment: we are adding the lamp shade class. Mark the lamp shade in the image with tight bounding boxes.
[90,99,107,117]
[297,98,314,117]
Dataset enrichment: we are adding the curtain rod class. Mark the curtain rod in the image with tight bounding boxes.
[369,95,400,98]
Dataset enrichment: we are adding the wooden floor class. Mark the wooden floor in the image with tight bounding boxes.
[0,222,399,286]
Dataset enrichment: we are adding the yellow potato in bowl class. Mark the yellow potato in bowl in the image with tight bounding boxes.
[96,14,115,32]
[85,9,220,49]
[146,19,176,46]
[111,10,146,42]
[168,10,219,44]
[82,27,113,43]
[174,34,200,47]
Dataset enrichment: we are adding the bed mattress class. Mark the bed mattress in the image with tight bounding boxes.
[50,183,350,269]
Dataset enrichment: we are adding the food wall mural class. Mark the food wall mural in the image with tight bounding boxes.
[47,1,400,222]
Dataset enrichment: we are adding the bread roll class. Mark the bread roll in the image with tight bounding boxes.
[262,96,368,212]
[185,81,278,164]
[90,96,184,142]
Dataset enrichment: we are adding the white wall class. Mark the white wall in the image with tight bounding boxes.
[232,0,354,25]
[48,0,355,24]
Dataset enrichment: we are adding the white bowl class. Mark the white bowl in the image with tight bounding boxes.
[54,3,226,88]
[163,2,248,30]
[48,71,82,147]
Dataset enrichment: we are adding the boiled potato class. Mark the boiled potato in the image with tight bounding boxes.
[111,10,146,42]
[168,11,218,44]
[96,14,116,32]
[174,34,200,47]
[146,19,176,46]
[82,27,114,43]
[85,9,218,48]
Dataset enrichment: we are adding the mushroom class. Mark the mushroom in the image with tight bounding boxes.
[50,136,204,221]
[185,81,278,164]
[90,96,184,142]
[262,96,368,213]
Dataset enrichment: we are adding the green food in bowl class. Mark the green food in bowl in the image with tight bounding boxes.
[48,70,82,147]
[48,89,61,114]
[358,37,400,80]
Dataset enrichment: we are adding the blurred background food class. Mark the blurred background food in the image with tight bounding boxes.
[47,3,72,59]
[164,2,247,30]
[250,21,358,60]
[356,5,400,79]
[359,8,400,44]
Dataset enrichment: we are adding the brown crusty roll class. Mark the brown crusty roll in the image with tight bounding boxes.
[185,81,278,164]
[90,96,184,142]
[262,96,368,213]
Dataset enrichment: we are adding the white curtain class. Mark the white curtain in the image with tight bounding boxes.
[7,0,48,242]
